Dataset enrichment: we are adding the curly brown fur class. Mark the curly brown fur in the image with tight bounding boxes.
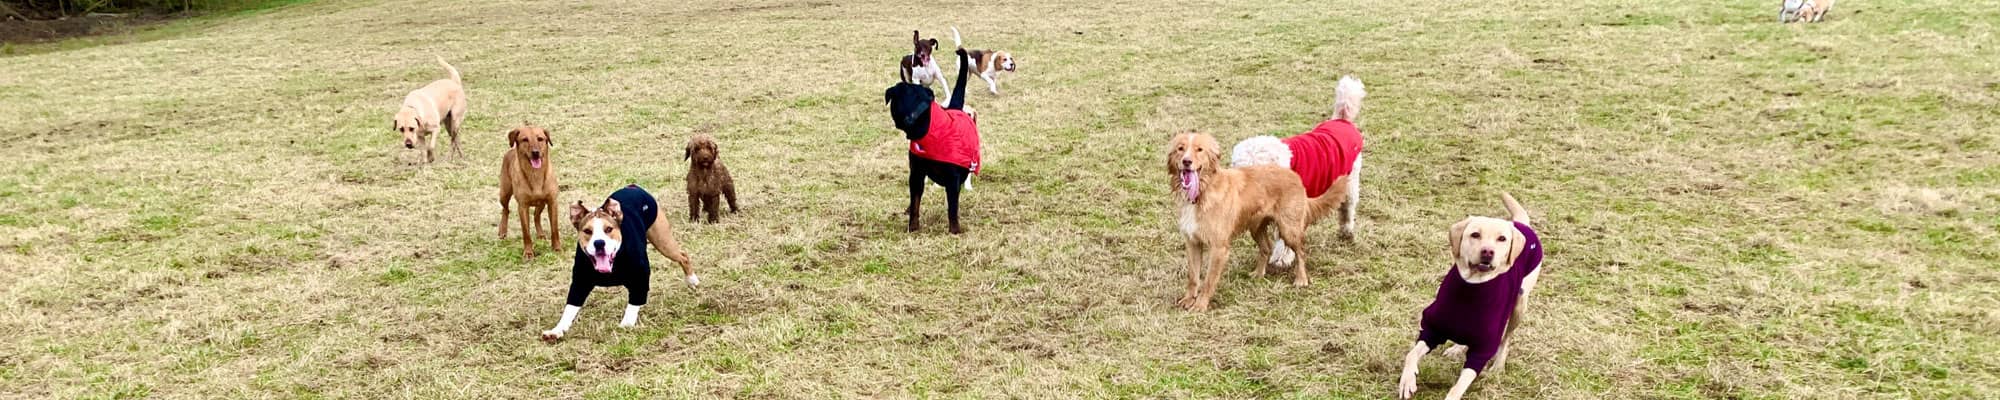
[1165,132,1312,312]
[683,134,738,223]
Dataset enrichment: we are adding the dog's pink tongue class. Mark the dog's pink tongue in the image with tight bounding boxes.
[1180,170,1199,203]
[592,254,614,274]
[530,158,544,169]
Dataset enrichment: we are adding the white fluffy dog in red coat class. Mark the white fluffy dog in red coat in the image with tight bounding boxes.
[1230,76,1367,268]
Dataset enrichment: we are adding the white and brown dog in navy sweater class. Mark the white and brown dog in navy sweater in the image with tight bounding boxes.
[541,185,698,341]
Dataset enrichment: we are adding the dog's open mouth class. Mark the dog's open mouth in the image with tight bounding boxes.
[1471,262,1495,272]
[1178,169,1199,203]
[530,152,544,169]
[591,251,614,274]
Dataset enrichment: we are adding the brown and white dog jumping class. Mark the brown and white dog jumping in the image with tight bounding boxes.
[497,123,558,260]
[392,57,467,163]
[1167,132,1317,312]
[897,30,950,102]
[1229,76,1367,268]
[542,186,698,341]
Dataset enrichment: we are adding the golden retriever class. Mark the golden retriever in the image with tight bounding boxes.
[1166,132,1316,312]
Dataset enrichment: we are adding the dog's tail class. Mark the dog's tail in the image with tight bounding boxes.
[1501,192,1530,225]
[950,26,963,48]
[1332,75,1365,122]
[437,57,461,84]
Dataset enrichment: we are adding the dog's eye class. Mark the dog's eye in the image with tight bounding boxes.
[1469,232,1480,239]
[1498,236,1508,242]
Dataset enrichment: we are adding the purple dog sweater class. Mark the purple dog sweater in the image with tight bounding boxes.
[1416,221,1543,373]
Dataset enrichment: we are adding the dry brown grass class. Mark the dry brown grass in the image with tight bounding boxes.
[0,0,1996,398]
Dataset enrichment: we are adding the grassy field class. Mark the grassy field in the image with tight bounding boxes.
[2,0,1996,398]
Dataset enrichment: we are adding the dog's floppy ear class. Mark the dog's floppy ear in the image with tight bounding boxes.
[600,199,623,220]
[1448,218,1471,268]
[684,143,692,161]
[569,201,590,229]
[927,39,939,50]
[543,127,552,147]
[1504,225,1527,269]
[507,127,521,148]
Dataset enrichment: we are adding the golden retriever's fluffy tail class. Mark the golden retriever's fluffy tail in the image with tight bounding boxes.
[1502,192,1530,225]
[1306,176,1352,224]
[1332,75,1365,122]
[437,57,461,83]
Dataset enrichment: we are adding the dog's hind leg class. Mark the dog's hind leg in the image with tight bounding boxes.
[1281,217,1309,287]
[1250,222,1273,278]
[723,182,739,214]
[646,209,699,287]
[1491,294,1531,373]
[445,112,464,160]
[497,184,513,240]
[544,202,561,251]
[944,177,964,234]
[1339,157,1363,240]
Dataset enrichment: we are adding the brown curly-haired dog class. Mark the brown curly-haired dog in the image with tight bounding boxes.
[684,134,739,223]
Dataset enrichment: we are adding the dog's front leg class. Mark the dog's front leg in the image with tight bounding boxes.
[517,203,537,259]
[692,195,708,223]
[541,304,581,341]
[620,304,642,328]
[981,72,998,94]
[423,130,437,163]
[906,168,926,232]
[1441,369,1478,400]
[1396,341,1429,399]
[1177,241,1202,308]
[1191,245,1229,312]
[705,194,721,223]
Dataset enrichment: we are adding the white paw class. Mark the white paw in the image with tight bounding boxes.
[619,320,636,328]
[1267,244,1296,267]
[540,330,564,341]
[1397,373,1417,399]
[1444,344,1468,358]
[686,274,701,287]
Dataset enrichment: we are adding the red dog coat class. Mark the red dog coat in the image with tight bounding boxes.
[1283,119,1364,197]
[910,102,982,174]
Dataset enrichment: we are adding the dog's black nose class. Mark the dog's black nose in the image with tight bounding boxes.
[404,141,415,149]
[593,240,606,250]
[1479,249,1495,263]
